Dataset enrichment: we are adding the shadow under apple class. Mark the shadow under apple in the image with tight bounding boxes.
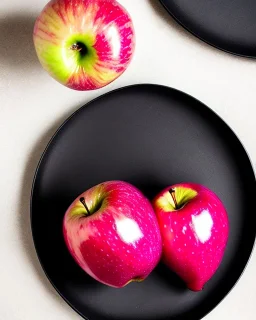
[0,14,39,71]
[153,262,187,292]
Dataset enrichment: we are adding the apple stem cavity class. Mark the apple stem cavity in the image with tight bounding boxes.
[169,188,178,210]
[80,197,90,215]
[70,42,88,57]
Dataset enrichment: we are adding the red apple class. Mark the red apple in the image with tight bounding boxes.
[63,181,162,287]
[152,183,229,291]
[33,0,135,90]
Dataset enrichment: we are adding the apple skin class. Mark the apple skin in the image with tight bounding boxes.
[63,181,162,288]
[33,0,135,90]
[152,183,229,291]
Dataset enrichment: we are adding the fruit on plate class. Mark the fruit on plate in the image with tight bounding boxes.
[33,0,135,90]
[152,183,229,291]
[63,181,162,287]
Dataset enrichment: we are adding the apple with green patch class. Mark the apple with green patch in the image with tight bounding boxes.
[63,181,162,288]
[33,0,135,90]
[152,183,229,291]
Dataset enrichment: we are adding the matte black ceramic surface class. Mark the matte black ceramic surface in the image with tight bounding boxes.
[31,84,256,320]
[160,0,256,58]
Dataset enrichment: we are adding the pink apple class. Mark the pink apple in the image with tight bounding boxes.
[63,181,162,288]
[152,183,229,291]
[33,0,135,90]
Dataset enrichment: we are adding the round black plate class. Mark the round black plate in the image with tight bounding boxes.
[160,0,256,58]
[31,84,256,320]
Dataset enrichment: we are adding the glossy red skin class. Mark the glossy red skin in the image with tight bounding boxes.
[152,183,229,291]
[63,181,162,288]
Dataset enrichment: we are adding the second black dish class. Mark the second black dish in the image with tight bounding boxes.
[160,0,256,58]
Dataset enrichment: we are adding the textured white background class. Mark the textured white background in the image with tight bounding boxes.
[0,0,255,319]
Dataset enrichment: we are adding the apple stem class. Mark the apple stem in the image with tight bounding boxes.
[70,43,83,52]
[70,42,88,57]
[169,188,178,210]
[80,197,90,215]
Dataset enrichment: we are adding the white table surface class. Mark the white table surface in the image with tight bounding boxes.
[1,0,256,319]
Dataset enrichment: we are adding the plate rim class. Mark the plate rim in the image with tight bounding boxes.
[159,0,256,59]
[30,83,256,320]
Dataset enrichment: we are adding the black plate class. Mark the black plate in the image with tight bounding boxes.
[160,0,256,58]
[31,84,256,320]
